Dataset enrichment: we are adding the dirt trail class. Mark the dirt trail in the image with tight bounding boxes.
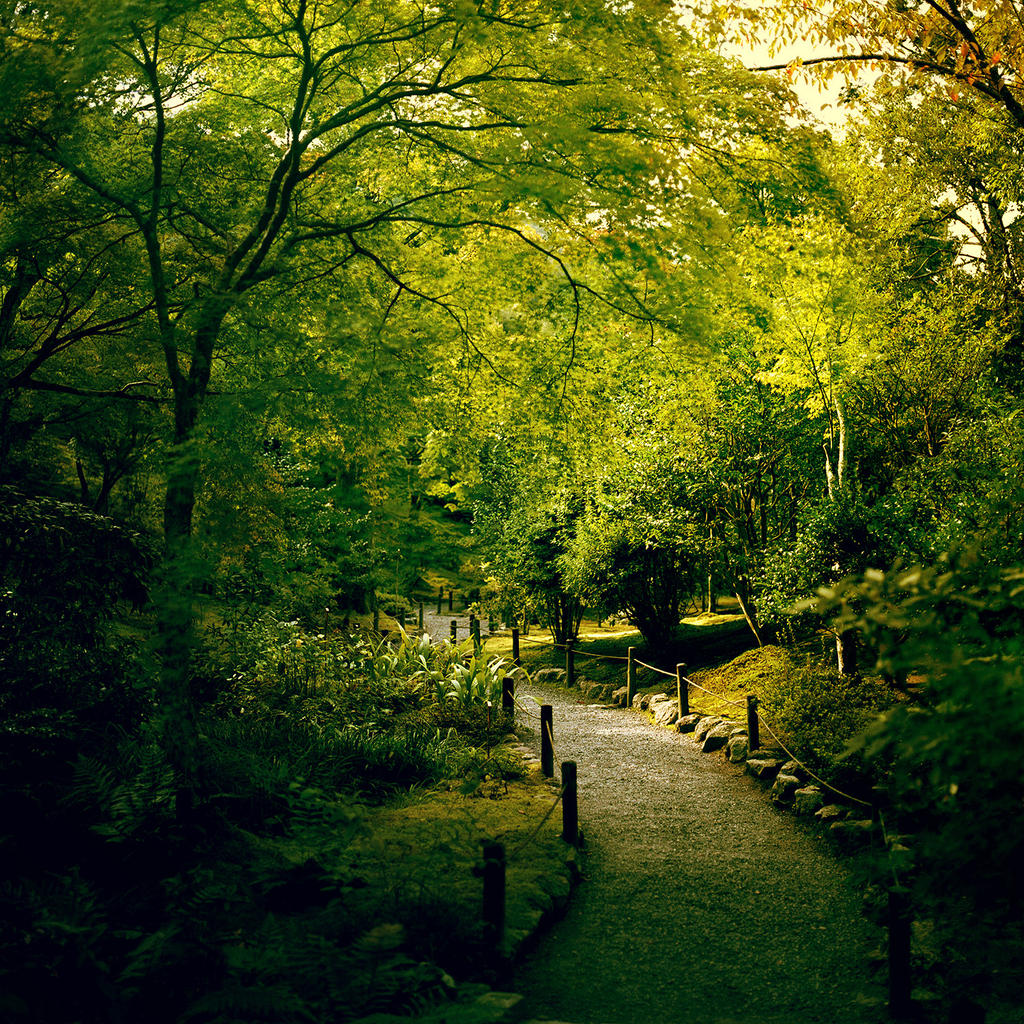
[510,681,885,1024]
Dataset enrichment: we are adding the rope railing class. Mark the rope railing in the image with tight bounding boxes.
[625,656,872,810]
[573,647,630,663]
[502,638,908,1012]
[684,676,746,709]
[514,632,629,662]
[755,713,872,809]
[633,658,676,679]
[513,695,542,719]
[506,782,565,863]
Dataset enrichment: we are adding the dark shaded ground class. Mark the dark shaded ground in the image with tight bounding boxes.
[510,681,886,1024]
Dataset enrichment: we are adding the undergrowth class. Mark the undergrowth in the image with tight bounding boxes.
[1,612,534,1024]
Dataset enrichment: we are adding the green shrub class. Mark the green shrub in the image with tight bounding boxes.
[816,558,1024,1009]
[758,659,893,772]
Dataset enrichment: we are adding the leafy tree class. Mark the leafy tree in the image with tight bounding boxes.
[3,0,746,785]
[815,555,1024,1013]
[707,0,1024,127]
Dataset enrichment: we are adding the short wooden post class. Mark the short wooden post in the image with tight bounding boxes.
[512,627,520,666]
[418,602,424,630]
[566,643,576,690]
[437,586,443,615]
[502,671,514,720]
[746,694,760,751]
[626,646,636,708]
[471,616,481,649]
[561,760,579,845]
[540,704,553,777]
[482,842,506,949]
[676,662,689,717]
[398,607,406,629]
[448,589,454,612]
[450,619,457,643]
[888,888,913,1018]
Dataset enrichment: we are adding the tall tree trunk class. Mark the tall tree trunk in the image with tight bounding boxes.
[734,583,764,647]
[825,393,858,676]
[835,630,857,677]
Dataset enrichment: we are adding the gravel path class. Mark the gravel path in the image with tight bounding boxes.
[510,682,886,1024]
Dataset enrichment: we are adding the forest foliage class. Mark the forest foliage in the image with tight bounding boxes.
[4,0,1024,1019]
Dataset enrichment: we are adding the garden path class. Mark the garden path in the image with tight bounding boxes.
[510,680,886,1024]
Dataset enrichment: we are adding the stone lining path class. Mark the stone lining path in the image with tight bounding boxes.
[510,680,886,1024]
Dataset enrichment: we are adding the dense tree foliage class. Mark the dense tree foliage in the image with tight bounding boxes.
[5,2,1024,1018]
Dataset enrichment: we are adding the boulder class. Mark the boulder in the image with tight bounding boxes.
[726,733,750,763]
[829,818,875,850]
[585,683,606,702]
[780,760,807,781]
[652,699,679,728]
[793,785,825,816]
[534,668,565,683]
[746,758,786,781]
[612,686,629,707]
[693,716,725,742]
[701,720,739,753]
[638,691,667,711]
[676,714,703,733]
[632,692,645,709]
[770,773,802,805]
[815,804,847,823]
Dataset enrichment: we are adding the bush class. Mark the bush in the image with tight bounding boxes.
[758,658,893,775]
[816,557,1024,1009]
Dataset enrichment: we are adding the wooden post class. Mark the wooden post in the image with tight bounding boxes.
[540,704,553,777]
[888,888,913,1018]
[417,602,424,629]
[561,760,579,845]
[482,842,506,950]
[566,643,576,690]
[471,615,481,650]
[502,671,514,720]
[448,588,454,612]
[676,663,689,717]
[746,694,760,751]
[626,646,636,708]
[512,627,520,666]
[398,607,406,629]
[450,619,457,643]
[437,586,443,615]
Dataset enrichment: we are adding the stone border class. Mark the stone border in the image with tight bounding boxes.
[623,688,878,851]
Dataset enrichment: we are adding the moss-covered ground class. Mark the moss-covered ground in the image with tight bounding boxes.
[349,765,576,967]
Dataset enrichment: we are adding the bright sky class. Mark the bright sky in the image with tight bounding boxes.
[719,37,863,135]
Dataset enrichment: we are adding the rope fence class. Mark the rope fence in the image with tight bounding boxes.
[685,677,746,709]
[755,713,872,809]
[514,631,629,662]
[495,632,908,1010]
[633,658,675,679]
[509,633,868,812]
[506,782,565,863]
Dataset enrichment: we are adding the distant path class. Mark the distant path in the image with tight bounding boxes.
[511,681,885,1024]
[409,608,500,645]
